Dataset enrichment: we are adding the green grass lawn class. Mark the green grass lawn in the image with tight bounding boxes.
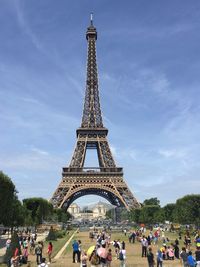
[0,228,196,267]
[54,229,187,267]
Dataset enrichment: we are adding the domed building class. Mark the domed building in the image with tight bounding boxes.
[92,202,107,218]
[68,203,80,217]
[68,201,111,220]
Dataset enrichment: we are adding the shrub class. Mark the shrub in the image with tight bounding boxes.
[46,226,57,241]
[55,230,66,239]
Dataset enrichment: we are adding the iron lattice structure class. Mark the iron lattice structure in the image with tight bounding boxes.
[51,18,140,211]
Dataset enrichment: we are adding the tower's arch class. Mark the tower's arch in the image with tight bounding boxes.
[61,187,124,210]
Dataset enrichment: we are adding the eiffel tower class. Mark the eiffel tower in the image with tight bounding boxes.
[51,15,140,211]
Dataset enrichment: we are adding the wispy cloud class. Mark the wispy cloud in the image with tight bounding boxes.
[135,173,200,206]
[110,145,117,157]
[104,19,200,40]
[0,151,63,171]
[14,0,43,52]
[31,147,49,156]
[158,149,186,159]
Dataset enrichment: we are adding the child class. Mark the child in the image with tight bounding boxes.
[81,251,88,267]
[107,249,112,267]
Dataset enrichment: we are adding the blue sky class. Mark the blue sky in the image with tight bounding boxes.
[0,0,200,207]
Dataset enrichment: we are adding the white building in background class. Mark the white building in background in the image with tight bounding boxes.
[93,202,107,218]
[68,201,110,219]
[68,203,80,216]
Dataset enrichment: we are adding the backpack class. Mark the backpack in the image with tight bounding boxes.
[36,246,42,254]
[90,254,100,265]
[107,253,112,261]
[119,251,124,261]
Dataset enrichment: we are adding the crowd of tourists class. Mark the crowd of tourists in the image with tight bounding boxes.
[72,230,126,267]
[5,230,52,267]
[138,229,200,267]
[3,226,200,267]
[71,227,200,267]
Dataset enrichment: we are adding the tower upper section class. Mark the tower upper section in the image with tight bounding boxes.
[80,16,104,130]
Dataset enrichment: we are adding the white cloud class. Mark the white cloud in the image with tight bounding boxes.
[129,150,137,160]
[158,149,186,159]
[110,145,117,157]
[31,147,49,156]
[0,151,64,171]
[14,0,44,52]
[135,174,200,206]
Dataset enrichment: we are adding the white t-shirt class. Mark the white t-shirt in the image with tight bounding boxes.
[121,249,126,260]
[38,263,48,267]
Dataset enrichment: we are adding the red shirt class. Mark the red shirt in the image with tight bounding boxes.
[47,244,53,253]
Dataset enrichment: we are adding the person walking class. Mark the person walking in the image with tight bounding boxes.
[156,249,163,267]
[81,251,88,267]
[72,240,80,263]
[180,247,188,267]
[78,240,82,263]
[29,238,35,254]
[35,242,43,265]
[141,236,148,257]
[187,251,196,267]
[147,247,155,267]
[99,244,107,267]
[22,246,28,264]
[118,248,126,267]
[106,249,112,267]
[195,247,200,267]
[174,243,179,259]
[132,231,136,244]
[47,242,53,264]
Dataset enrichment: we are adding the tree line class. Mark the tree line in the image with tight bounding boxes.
[0,171,71,228]
[106,196,200,226]
[125,196,200,226]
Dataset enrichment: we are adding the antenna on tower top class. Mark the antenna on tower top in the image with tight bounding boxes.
[90,12,93,26]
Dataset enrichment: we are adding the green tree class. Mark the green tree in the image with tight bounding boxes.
[24,209,34,226]
[139,205,161,224]
[53,208,72,223]
[0,171,17,226]
[154,207,165,223]
[0,172,25,227]
[129,208,141,224]
[143,198,160,206]
[163,203,176,222]
[23,198,53,225]
[173,194,200,226]
[10,198,26,227]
